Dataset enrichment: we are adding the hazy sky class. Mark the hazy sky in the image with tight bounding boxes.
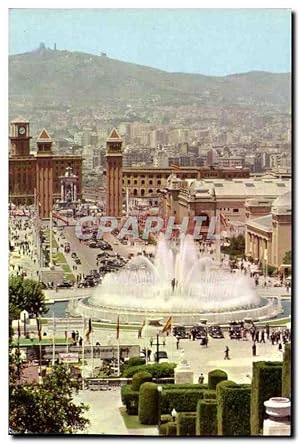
[9,9,291,76]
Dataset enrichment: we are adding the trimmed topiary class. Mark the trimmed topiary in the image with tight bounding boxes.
[161,383,208,390]
[123,362,176,378]
[196,399,217,436]
[250,361,283,436]
[177,412,197,436]
[131,371,152,391]
[160,414,172,424]
[166,422,177,436]
[138,382,159,425]
[120,385,139,415]
[126,356,146,368]
[160,388,215,414]
[282,343,291,398]
[208,369,228,390]
[217,381,251,436]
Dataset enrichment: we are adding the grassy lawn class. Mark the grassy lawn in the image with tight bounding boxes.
[119,407,155,429]
[12,337,68,346]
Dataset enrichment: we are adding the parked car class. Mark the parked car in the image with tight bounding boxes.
[71,252,77,258]
[208,325,224,339]
[57,281,73,288]
[191,325,208,339]
[173,326,188,339]
[153,351,169,363]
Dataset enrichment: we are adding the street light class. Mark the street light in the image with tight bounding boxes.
[20,310,29,338]
[171,408,177,422]
[157,385,162,427]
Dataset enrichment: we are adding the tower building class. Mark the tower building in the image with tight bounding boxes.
[105,128,123,217]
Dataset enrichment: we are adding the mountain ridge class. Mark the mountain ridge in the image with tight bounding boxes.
[9,48,291,108]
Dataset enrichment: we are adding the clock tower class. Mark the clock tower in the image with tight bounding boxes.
[9,117,31,156]
[106,128,123,217]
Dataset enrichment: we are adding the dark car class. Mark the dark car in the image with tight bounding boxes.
[89,241,97,248]
[229,322,242,339]
[173,326,188,339]
[57,281,73,288]
[71,252,77,258]
[208,325,224,339]
[153,351,169,363]
[192,325,208,340]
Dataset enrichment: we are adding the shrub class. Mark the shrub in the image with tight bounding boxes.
[126,357,146,368]
[177,412,197,436]
[131,371,152,391]
[250,361,283,436]
[196,399,217,436]
[120,385,139,415]
[123,362,176,378]
[166,422,177,436]
[160,388,215,414]
[158,423,168,435]
[208,369,228,390]
[217,381,251,436]
[138,382,159,425]
[282,343,291,398]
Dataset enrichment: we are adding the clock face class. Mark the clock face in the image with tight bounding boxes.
[18,126,26,135]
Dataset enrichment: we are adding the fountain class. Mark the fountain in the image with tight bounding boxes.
[72,235,283,325]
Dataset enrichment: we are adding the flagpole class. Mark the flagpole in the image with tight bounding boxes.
[91,327,94,378]
[82,317,85,390]
[117,337,120,377]
[49,210,53,268]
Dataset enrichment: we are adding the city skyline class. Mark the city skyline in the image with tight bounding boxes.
[9,8,291,76]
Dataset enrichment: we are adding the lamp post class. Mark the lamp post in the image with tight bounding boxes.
[155,333,163,363]
[20,309,29,338]
[171,408,177,422]
[157,385,162,427]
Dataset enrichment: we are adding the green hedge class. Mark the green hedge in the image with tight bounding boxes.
[250,361,283,436]
[282,343,291,398]
[196,399,217,436]
[166,422,177,436]
[177,412,197,436]
[138,382,159,425]
[160,414,172,424]
[217,381,251,436]
[160,383,208,390]
[208,369,228,390]
[160,388,216,414]
[123,362,176,378]
[126,357,146,368]
[120,385,139,415]
[131,371,152,391]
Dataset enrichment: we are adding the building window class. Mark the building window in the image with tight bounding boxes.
[157,180,161,185]
[233,209,239,213]
[141,189,145,196]
[134,180,137,185]
[149,180,153,185]
[141,180,145,185]
[149,189,153,194]
[133,189,137,196]
[127,180,131,185]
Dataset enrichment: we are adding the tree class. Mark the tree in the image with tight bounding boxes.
[221,235,245,257]
[283,250,291,265]
[9,364,89,434]
[9,275,47,321]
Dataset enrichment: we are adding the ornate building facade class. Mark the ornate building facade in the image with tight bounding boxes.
[9,118,82,219]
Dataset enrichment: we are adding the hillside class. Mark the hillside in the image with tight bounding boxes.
[9,48,291,108]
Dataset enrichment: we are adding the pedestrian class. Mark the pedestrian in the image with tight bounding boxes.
[252,342,257,356]
[79,337,83,346]
[278,342,283,352]
[224,346,230,360]
[176,337,180,350]
[198,373,204,384]
[150,337,153,347]
[260,331,265,344]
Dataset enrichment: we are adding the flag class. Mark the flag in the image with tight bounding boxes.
[171,164,181,171]
[162,316,172,334]
[116,316,120,340]
[36,318,42,341]
[219,213,228,229]
[86,318,93,339]
[52,211,69,226]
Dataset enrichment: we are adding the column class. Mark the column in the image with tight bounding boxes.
[61,182,64,201]
[74,183,77,202]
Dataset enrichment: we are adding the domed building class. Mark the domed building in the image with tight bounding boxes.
[245,191,291,268]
